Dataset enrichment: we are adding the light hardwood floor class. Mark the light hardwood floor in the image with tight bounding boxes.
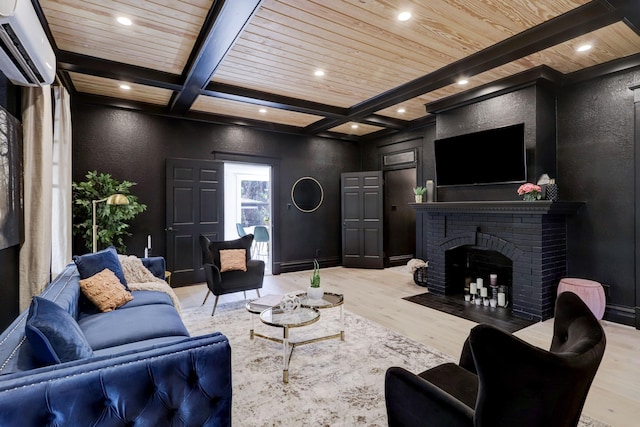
[174,267,639,427]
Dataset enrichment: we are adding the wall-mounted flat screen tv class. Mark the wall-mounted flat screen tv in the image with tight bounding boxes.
[434,123,526,187]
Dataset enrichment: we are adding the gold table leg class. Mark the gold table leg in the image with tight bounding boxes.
[283,326,289,383]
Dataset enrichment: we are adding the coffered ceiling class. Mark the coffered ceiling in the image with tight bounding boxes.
[34,0,640,140]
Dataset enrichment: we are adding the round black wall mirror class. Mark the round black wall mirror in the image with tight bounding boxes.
[291,177,324,213]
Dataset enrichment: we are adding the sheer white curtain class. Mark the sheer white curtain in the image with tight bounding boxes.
[19,86,53,310]
[51,86,72,275]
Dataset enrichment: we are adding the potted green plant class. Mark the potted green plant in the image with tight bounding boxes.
[307,259,324,300]
[72,171,147,253]
[413,186,427,203]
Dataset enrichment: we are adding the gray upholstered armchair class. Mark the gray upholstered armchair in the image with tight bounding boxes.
[199,234,264,316]
[385,291,606,427]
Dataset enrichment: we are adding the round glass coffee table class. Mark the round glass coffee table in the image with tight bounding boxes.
[246,292,345,383]
[259,306,320,383]
[299,292,345,340]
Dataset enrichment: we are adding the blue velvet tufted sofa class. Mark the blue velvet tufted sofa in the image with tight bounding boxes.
[0,257,232,426]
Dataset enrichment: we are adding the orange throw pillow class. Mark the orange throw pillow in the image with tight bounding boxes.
[79,268,133,312]
[219,249,247,272]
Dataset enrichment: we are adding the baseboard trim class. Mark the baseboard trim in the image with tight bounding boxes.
[277,257,341,274]
[603,303,636,327]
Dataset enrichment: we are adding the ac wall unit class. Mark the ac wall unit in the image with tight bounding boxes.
[0,0,55,86]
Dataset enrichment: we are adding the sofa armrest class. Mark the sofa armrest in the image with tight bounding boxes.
[141,256,166,279]
[0,333,232,427]
[385,366,474,427]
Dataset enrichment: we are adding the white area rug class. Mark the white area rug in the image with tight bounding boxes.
[181,300,608,427]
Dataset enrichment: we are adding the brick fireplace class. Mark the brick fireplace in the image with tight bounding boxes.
[412,201,583,321]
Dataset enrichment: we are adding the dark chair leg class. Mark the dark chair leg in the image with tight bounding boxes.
[211,295,220,316]
[202,290,211,305]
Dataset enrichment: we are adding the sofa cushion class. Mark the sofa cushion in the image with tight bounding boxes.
[78,303,189,350]
[79,268,134,312]
[25,297,94,365]
[74,246,129,290]
[220,249,247,272]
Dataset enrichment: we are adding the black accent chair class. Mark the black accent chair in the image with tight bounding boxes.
[199,234,265,316]
[385,291,606,427]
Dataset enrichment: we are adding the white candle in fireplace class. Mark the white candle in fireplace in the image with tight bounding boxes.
[490,274,497,286]
[480,287,488,298]
[470,282,477,294]
[498,293,506,307]
[476,278,483,288]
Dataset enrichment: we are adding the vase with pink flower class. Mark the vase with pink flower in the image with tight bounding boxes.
[517,183,542,201]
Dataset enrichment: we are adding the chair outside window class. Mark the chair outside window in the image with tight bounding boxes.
[236,223,247,237]
[252,225,269,259]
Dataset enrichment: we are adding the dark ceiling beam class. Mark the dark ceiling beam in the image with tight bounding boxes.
[73,93,357,141]
[425,66,564,114]
[359,114,408,130]
[604,0,640,34]
[169,0,263,114]
[203,82,348,118]
[564,52,640,85]
[304,0,621,134]
[56,51,183,91]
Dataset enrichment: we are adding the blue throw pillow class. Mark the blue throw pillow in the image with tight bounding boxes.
[25,297,94,365]
[73,246,128,290]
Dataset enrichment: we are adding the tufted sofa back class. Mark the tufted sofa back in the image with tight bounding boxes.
[0,332,232,426]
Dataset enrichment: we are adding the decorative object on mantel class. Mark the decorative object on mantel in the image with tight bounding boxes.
[425,180,435,202]
[413,186,427,203]
[546,178,559,202]
[307,259,324,300]
[517,182,542,201]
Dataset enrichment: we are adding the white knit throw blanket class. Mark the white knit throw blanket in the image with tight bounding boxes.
[118,255,182,314]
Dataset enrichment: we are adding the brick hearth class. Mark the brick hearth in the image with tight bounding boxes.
[412,201,583,321]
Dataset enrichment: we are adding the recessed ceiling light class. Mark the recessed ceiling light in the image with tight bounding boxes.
[397,107,406,114]
[119,84,131,90]
[577,43,592,52]
[259,108,267,114]
[458,79,469,85]
[314,70,325,77]
[116,16,132,26]
[351,124,359,129]
[398,12,412,21]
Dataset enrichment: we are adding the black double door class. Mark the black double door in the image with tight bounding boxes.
[341,169,416,269]
[165,158,223,286]
[341,171,384,268]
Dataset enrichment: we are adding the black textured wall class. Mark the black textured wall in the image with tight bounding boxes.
[558,69,639,324]
[72,103,360,273]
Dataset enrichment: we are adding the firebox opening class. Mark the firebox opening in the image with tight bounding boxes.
[445,246,513,300]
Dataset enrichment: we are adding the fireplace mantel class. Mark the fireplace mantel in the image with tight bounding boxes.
[410,200,584,215]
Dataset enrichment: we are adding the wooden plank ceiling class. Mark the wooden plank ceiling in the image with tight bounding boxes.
[36,0,640,140]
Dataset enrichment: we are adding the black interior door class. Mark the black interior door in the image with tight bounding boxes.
[384,168,416,266]
[341,171,384,269]
[165,158,223,286]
